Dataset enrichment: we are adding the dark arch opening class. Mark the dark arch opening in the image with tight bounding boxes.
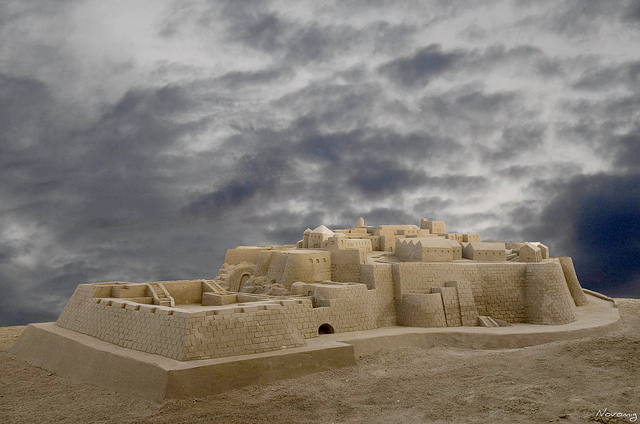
[318,323,335,335]
[238,273,251,291]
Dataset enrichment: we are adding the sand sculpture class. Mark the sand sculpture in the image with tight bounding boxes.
[51,217,589,362]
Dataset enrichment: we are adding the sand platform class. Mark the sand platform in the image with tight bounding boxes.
[10,293,619,402]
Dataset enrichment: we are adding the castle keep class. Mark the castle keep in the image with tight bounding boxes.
[54,217,588,362]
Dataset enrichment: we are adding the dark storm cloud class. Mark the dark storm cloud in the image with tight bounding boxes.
[185,147,292,217]
[420,87,519,127]
[556,93,640,165]
[164,1,417,67]
[496,162,584,180]
[0,77,222,325]
[515,0,637,35]
[613,127,640,171]
[480,123,547,162]
[355,207,416,226]
[412,196,454,215]
[218,1,418,60]
[293,120,461,163]
[378,44,465,87]
[520,174,640,297]
[276,82,388,131]
[215,67,294,88]
[2,0,639,327]
[349,160,428,196]
[572,60,640,92]
[624,0,640,21]
[0,74,55,149]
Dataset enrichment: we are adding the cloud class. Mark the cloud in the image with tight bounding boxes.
[520,174,640,297]
[613,127,640,171]
[514,0,632,36]
[378,44,465,87]
[1,0,639,326]
[572,60,640,91]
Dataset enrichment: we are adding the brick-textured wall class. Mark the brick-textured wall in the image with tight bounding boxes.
[331,250,361,283]
[399,293,446,327]
[56,285,189,360]
[454,280,480,326]
[432,286,462,326]
[360,264,397,327]
[55,256,581,361]
[524,260,577,325]
[180,303,305,360]
[56,285,311,361]
[557,257,588,306]
[392,261,576,324]
[224,248,264,265]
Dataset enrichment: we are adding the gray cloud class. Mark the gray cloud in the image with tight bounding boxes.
[519,174,640,297]
[613,127,640,171]
[1,0,639,325]
[378,44,465,87]
[572,60,640,91]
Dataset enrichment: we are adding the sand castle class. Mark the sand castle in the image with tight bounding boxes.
[12,216,621,400]
[48,217,589,361]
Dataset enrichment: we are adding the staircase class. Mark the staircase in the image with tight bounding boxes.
[477,316,500,327]
[477,315,510,327]
[148,282,175,307]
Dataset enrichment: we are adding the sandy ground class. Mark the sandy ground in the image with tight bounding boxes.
[1,299,638,424]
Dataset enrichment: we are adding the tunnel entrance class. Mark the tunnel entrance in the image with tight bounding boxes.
[318,323,335,335]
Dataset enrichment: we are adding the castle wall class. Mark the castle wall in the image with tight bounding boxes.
[224,247,265,266]
[557,256,589,306]
[399,293,446,327]
[55,284,310,361]
[524,261,577,324]
[330,249,361,283]
[161,280,203,305]
[309,284,378,333]
[254,250,274,276]
[56,285,189,360]
[360,264,397,327]
[281,251,332,287]
[391,261,576,324]
[179,303,306,360]
[265,251,289,282]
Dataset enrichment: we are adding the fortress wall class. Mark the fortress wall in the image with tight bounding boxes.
[254,251,274,276]
[56,285,311,361]
[392,262,575,324]
[265,251,289,282]
[56,286,188,360]
[394,240,418,262]
[392,262,526,322]
[309,284,378,333]
[180,303,305,360]
[432,286,462,326]
[455,280,480,326]
[399,293,447,327]
[361,264,397,327]
[331,249,361,283]
[472,264,527,322]
[224,248,264,266]
[161,280,203,305]
[557,257,588,306]
[280,251,332,287]
[525,260,577,325]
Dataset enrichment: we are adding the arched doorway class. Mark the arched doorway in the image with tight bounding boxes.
[318,323,335,334]
[238,273,251,291]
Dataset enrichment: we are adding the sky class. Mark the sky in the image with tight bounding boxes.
[1,0,639,326]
